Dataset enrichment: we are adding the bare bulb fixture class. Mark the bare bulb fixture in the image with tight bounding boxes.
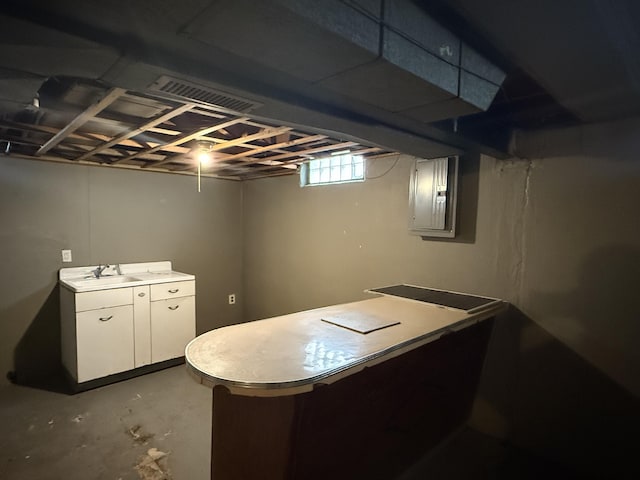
[197,151,211,165]
[195,141,215,192]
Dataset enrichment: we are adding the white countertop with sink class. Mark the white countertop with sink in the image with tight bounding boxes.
[59,261,195,293]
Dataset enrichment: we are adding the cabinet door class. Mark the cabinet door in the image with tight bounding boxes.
[150,296,196,363]
[76,305,134,382]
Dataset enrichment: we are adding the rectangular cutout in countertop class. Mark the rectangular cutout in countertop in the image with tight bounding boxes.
[321,312,400,334]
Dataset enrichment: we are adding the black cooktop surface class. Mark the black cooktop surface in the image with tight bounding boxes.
[368,284,498,312]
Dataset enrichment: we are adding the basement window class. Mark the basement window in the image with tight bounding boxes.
[300,152,364,186]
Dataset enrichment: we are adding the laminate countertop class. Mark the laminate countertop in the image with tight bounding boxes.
[186,290,506,397]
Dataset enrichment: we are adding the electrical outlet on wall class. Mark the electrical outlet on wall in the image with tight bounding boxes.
[61,249,72,262]
[228,294,236,305]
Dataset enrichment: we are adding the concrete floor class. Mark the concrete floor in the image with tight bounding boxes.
[0,366,580,480]
[0,366,211,480]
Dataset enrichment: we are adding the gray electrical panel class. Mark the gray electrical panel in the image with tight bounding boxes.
[408,156,458,238]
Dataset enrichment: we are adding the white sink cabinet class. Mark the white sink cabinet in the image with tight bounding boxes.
[59,262,195,386]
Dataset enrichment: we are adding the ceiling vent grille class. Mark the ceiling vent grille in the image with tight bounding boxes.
[148,75,262,113]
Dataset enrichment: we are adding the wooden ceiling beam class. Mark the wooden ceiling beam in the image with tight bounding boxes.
[218,134,328,163]
[86,115,182,136]
[74,103,196,162]
[170,126,295,172]
[227,141,358,171]
[112,116,250,165]
[36,87,126,156]
[207,126,293,153]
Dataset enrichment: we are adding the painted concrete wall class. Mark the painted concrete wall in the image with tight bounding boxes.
[242,141,640,475]
[242,153,522,316]
[0,157,243,387]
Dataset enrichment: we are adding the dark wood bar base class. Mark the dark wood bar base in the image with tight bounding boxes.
[210,319,493,479]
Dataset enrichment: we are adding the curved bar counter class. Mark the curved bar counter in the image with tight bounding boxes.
[186,287,506,480]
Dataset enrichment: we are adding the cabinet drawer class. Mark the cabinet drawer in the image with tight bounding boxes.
[75,287,133,312]
[150,280,195,301]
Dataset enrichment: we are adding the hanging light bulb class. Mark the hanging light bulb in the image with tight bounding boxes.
[195,141,214,192]
[197,150,211,165]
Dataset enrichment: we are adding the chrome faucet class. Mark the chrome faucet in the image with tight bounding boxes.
[92,264,110,278]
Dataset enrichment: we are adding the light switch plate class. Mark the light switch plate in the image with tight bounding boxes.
[61,249,72,262]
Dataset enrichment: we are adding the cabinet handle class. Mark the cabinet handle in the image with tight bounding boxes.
[168,289,179,293]
[99,315,113,322]
[138,292,145,297]
[168,305,180,311]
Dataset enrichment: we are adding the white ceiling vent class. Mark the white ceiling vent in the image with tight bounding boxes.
[147,75,262,113]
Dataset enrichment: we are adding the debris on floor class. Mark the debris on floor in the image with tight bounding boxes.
[71,414,84,423]
[128,424,154,444]
[134,448,171,480]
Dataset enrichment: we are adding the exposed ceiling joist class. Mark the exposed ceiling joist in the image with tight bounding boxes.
[222,134,329,162]
[75,102,195,162]
[1,78,397,179]
[36,87,126,156]
[113,116,250,165]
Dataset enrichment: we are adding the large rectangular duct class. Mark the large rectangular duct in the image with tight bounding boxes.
[0,14,120,114]
[184,0,505,122]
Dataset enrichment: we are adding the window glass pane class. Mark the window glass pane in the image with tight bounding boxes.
[302,153,365,186]
[354,161,364,179]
